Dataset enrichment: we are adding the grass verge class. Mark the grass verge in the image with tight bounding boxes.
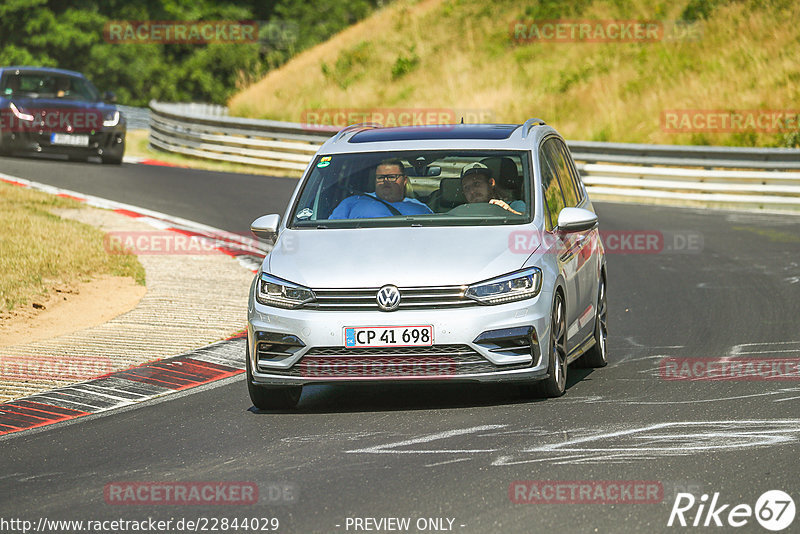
[0,181,145,312]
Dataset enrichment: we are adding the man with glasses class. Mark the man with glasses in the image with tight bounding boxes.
[329,158,433,219]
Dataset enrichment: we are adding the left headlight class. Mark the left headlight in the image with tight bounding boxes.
[256,272,315,309]
[465,267,542,305]
[103,111,120,127]
[9,102,34,122]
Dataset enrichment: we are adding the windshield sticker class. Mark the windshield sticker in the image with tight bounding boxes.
[296,208,313,219]
[317,156,332,168]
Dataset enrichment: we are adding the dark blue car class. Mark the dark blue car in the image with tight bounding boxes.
[0,66,126,164]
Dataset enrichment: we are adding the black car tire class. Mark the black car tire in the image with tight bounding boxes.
[246,345,302,410]
[521,292,567,399]
[579,276,608,368]
[102,140,125,165]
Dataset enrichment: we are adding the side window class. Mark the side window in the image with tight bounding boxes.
[545,138,579,207]
[556,140,585,204]
[538,145,565,231]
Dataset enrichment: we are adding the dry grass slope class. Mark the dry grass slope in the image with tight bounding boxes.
[229,0,800,147]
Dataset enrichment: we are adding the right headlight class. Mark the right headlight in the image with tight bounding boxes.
[465,267,542,305]
[103,111,120,127]
[256,272,315,309]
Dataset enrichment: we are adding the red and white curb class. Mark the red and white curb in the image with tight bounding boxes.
[122,155,187,167]
[0,334,247,437]
[0,172,269,436]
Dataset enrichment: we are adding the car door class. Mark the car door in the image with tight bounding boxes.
[538,141,580,353]
[559,139,601,342]
[544,137,596,348]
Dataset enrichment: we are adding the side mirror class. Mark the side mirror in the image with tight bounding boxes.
[251,214,281,244]
[556,207,598,233]
[103,91,117,104]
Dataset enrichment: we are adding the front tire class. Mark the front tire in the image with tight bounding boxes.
[102,140,124,165]
[521,292,567,399]
[246,345,302,410]
[580,276,608,368]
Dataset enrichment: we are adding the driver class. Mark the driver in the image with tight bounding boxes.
[460,162,525,215]
[329,158,433,219]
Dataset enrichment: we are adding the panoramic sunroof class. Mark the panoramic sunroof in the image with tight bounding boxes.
[349,124,519,143]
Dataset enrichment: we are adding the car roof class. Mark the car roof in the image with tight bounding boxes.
[317,120,559,154]
[0,66,86,78]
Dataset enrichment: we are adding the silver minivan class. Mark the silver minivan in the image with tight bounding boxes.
[247,119,607,409]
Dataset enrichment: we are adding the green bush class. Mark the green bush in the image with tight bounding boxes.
[391,46,419,80]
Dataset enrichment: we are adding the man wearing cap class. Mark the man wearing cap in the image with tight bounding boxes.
[329,158,433,219]
[461,162,526,215]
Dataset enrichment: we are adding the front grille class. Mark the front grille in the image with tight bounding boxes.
[305,286,478,311]
[259,344,531,378]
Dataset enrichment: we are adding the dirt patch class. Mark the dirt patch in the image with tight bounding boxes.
[0,275,146,347]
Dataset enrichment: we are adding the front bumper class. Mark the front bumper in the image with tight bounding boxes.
[247,284,553,386]
[0,127,125,158]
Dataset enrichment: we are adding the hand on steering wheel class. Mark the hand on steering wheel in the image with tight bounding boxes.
[489,198,522,215]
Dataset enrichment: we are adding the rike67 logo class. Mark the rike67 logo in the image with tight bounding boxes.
[668,490,795,531]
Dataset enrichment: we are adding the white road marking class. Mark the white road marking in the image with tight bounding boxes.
[344,420,800,466]
[346,425,505,455]
[424,458,472,468]
[609,388,800,405]
[492,420,800,466]
[730,341,800,356]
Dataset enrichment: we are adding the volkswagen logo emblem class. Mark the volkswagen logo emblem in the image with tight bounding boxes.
[376,285,401,311]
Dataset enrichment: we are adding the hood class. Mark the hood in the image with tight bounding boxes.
[266,225,537,288]
[9,97,113,113]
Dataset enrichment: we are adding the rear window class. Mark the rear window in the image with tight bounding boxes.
[289,150,532,228]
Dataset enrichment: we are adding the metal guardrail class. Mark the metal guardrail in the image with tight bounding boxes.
[118,105,150,131]
[149,101,328,171]
[149,101,800,209]
[568,141,800,170]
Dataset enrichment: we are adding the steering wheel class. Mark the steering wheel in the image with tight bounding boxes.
[445,202,514,217]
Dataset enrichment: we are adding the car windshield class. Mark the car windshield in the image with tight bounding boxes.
[290,150,531,228]
[1,72,100,101]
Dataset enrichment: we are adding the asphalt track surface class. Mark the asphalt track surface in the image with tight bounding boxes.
[1,155,800,533]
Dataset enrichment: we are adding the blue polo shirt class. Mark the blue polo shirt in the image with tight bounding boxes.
[508,200,526,213]
[329,193,433,219]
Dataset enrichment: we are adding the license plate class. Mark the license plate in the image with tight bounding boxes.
[344,325,434,348]
[50,133,89,146]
